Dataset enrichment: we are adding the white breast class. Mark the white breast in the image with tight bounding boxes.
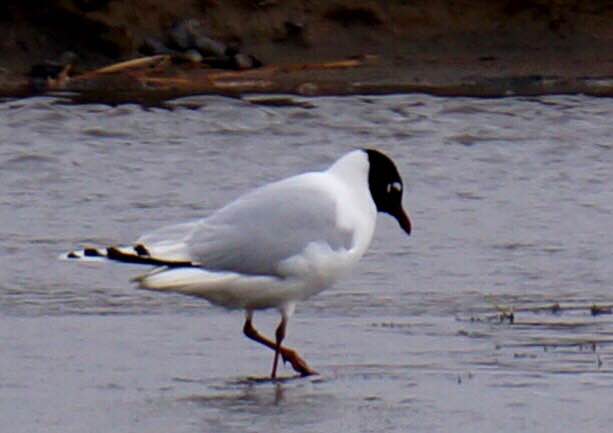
[277,150,377,292]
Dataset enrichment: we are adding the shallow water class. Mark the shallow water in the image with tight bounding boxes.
[1,94,613,432]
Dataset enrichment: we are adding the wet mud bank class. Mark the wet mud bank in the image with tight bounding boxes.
[2,0,613,102]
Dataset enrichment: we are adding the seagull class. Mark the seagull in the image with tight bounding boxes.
[62,149,412,378]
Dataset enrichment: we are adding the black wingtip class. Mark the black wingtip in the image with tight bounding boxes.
[83,248,103,257]
[134,244,150,257]
[106,246,194,268]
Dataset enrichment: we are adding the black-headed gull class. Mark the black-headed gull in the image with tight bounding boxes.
[62,149,412,378]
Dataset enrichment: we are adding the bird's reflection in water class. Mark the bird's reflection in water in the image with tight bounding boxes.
[179,375,339,431]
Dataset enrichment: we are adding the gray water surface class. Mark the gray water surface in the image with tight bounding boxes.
[1,94,613,432]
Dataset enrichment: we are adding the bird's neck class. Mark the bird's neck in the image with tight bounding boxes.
[327,150,369,186]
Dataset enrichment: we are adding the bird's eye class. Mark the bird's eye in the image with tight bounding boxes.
[386,181,402,194]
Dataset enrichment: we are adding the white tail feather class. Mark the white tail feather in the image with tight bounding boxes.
[133,267,284,309]
[135,268,234,292]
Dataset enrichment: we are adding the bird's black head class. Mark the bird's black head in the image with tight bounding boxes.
[364,149,412,235]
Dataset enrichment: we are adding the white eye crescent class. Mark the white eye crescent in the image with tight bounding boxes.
[386,181,402,193]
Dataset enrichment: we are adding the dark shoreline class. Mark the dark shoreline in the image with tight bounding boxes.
[2,1,613,102]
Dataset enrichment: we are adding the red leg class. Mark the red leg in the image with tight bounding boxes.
[242,313,317,377]
[271,316,287,378]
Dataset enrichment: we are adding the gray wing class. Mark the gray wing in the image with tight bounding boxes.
[135,221,203,262]
[187,177,354,276]
[138,221,201,245]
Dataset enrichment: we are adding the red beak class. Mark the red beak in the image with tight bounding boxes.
[394,208,412,236]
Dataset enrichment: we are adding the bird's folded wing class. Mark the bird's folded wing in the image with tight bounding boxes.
[185,176,355,277]
[135,220,203,262]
